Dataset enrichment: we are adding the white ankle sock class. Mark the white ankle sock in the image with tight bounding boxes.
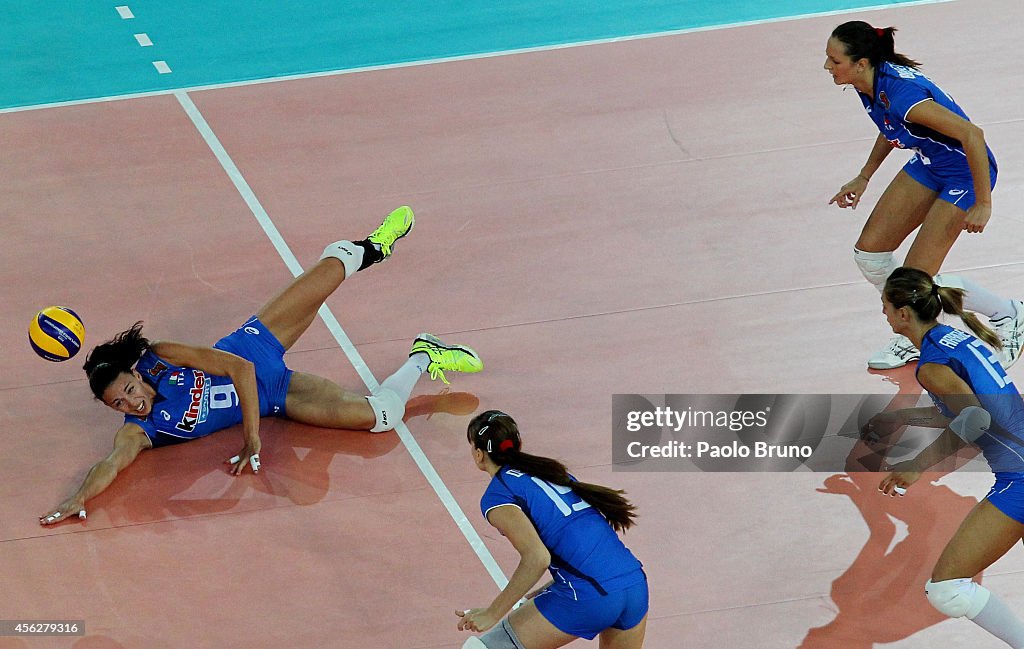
[320,240,364,279]
[379,353,429,403]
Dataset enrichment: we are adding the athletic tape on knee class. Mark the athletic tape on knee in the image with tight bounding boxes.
[949,406,991,444]
[926,578,992,619]
[320,240,361,279]
[854,248,898,291]
[366,388,404,433]
[478,619,526,649]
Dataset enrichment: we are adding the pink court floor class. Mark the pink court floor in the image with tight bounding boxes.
[3,1,1024,647]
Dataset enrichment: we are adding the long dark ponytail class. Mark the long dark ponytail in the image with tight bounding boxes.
[82,322,151,399]
[831,21,921,69]
[468,410,638,532]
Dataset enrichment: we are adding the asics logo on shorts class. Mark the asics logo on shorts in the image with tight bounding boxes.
[244,326,259,335]
[948,189,967,196]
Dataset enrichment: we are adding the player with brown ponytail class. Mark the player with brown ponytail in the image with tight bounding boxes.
[457,410,646,649]
[874,267,1024,646]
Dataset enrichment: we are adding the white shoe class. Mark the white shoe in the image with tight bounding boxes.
[990,300,1024,369]
[868,334,920,370]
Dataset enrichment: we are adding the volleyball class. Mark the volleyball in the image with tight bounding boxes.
[29,306,85,362]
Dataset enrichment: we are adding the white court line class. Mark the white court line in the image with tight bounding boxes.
[173,90,510,590]
[2,0,955,114]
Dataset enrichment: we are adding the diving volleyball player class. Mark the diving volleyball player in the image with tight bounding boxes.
[41,207,482,525]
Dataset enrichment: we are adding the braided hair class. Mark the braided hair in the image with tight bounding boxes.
[468,410,637,532]
[82,322,151,399]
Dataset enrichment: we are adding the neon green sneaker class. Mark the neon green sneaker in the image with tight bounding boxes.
[367,206,415,259]
[410,333,483,385]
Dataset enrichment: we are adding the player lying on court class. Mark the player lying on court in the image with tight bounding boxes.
[40,207,483,526]
[824,21,1024,370]
[869,267,1024,647]
[457,411,647,649]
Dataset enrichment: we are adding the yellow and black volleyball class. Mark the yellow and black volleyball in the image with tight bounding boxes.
[29,306,85,362]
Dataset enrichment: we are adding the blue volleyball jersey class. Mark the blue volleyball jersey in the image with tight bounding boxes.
[124,350,242,447]
[858,62,995,173]
[917,324,1024,472]
[481,467,644,599]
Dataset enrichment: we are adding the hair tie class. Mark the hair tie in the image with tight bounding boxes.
[931,283,940,297]
[875,27,885,37]
[499,439,514,452]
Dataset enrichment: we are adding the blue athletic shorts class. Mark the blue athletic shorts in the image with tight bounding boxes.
[214,316,292,418]
[986,472,1024,524]
[903,153,997,211]
[533,571,648,640]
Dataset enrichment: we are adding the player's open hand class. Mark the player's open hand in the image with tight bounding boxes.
[227,439,262,475]
[40,498,86,526]
[963,202,991,234]
[829,175,869,209]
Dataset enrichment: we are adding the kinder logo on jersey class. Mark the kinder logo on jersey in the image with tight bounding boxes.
[175,370,211,433]
[148,361,168,377]
[879,91,890,110]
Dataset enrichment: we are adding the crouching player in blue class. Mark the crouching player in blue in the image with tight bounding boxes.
[40,207,483,525]
[875,267,1024,647]
[457,411,647,649]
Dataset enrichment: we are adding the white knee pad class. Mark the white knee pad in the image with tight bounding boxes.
[476,618,526,649]
[366,388,405,433]
[854,248,898,292]
[926,578,991,619]
[320,240,361,279]
[949,406,991,444]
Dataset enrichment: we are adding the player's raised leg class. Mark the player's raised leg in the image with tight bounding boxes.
[257,206,415,350]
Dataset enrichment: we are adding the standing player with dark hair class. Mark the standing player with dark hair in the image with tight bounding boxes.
[874,267,1024,647]
[457,410,647,649]
[824,20,1024,370]
[40,207,483,525]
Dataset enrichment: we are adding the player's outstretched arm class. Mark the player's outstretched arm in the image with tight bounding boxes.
[40,423,152,525]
